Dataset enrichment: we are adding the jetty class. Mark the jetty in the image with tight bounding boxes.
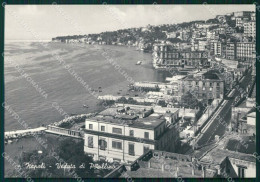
[4,113,97,144]
[45,125,82,139]
[5,127,47,143]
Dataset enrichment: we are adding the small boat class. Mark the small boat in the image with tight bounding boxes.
[136,61,142,65]
[83,105,89,108]
[98,87,102,89]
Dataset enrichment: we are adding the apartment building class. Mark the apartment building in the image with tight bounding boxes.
[225,42,236,60]
[178,73,225,100]
[235,17,244,27]
[153,43,208,69]
[84,106,180,163]
[191,40,208,51]
[244,21,256,39]
[210,41,222,57]
[236,42,255,61]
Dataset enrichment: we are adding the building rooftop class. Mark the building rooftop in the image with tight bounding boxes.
[183,72,221,81]
[203,72,220,80]
[89,106,165,130]
[225,136,256,155]
[105,150,216,178]
[131,116,165,130]
[200,148,256,165]
[153,106,179,114]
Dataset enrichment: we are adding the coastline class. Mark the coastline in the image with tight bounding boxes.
[4,42,162,131]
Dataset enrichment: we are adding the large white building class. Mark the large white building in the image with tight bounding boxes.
[210,41,222,57]
[84,105,180,163]
[236,42,255,61]
[244,21,256,39]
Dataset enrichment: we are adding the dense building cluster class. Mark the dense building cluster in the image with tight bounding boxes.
[152,11,255,69]
[50,10,256,179]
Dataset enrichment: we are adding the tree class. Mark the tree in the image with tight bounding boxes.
[157,100,167,107]
[128,97,137,104]
[18,138,95,178]
[181,91,200,108]
[117,97,128,104]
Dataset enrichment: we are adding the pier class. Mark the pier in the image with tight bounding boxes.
[45,125,83,139]
[5,125,83,144]
[4,127,47,143]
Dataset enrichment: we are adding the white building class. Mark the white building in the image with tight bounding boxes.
[84,106,179,163]
[210,41,222,57]
[244,21,256,39]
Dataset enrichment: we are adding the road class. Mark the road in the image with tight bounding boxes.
[196,70,253,146]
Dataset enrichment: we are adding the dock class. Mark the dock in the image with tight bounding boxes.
[5,127,47,141]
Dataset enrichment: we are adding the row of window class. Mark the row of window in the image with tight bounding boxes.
[87,136,150,155]
[184,82,220,87]
[88,124,150,139]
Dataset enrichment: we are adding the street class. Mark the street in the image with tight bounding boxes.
[196,70,253,146]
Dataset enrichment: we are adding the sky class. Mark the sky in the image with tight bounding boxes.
[5,4,255,41]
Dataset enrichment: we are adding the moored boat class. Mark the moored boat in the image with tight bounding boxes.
[136,61,142,65]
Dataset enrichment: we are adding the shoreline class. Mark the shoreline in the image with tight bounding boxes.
[4,112,99,143]
[4,42,158,131]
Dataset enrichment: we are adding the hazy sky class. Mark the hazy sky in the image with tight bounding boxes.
[5,5,255,41]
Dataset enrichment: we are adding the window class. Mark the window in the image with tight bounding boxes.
[112,127,122,134]
[128,143,135,156]
[238,166,246,178]
[88,136,93,148]
[101,126,105,131]
[210,82,212,87]
[203,82,205,86]
[217,83,220,86]
[144,146,150,154]
[112,141,122,150]
[99,139,107,150]
[129,130,134,137]
[144,132,149,139]
[89,124,93,130]
[196,82,199,85]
